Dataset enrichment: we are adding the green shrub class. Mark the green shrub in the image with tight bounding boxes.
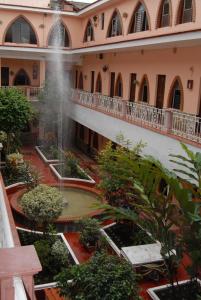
[56,251,141,300]
[21,184,63,227]
[79,218,101,248]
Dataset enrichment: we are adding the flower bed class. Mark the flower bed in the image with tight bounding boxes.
[35,145,63,164]
[17,227,79,285]
[148,279,201,300]
[50,163,95,186]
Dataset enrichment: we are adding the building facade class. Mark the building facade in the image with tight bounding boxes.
[0,0,200,167]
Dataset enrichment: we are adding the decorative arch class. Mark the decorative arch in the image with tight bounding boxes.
[13,69,31,86]
[156,0,172,28]
[168,77,184,110]
[138,75,150,103]
[83,20,94,42]
[96,73,102,93]
[107,9,123,38]
[176,0,195,24]
[48,21,71,47]
[128,1,150,33]
[78,72,84,90]
[115,73,123,97]
[4,15,38,45]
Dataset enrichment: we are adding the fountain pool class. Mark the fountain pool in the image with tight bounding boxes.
[9,185,103,228]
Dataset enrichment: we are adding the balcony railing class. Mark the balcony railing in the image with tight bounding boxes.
[1,86,42,101]
[73,89,201,145]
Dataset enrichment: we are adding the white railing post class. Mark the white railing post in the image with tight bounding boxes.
[164,109,173,133]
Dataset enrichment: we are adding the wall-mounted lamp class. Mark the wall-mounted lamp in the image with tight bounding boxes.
[187,80,193,90]
[102,65,109,72]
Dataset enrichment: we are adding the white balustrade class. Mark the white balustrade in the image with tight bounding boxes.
[172,110,201,143]
[126,102,165,130]
[73,89,201,144]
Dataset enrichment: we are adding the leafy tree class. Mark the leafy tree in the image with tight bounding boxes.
[101,156,187,288]
[21,184,63,230]
[56,251,140,300]
[98,137,145,207]
[0,88,33,153]
[170,143,201,282]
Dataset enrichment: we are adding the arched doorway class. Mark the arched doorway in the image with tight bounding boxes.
[14,69,30,86]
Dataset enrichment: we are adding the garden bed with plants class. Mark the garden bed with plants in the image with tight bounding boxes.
[148,279,201,300]
[50,151,95,185]
[17,227,79,285]
[101,222,154,255]
[35,145,63,164]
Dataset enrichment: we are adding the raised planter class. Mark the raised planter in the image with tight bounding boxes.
[17,227,79,287]
[50,163,96,186]
[35,146,63,164]
[101,223,163,268]
[147,279,201,300]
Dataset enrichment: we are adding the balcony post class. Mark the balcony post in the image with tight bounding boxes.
[93,93,99,108]
[39,60,46,88]
[26,87,30,100]
[122,100,128,119]
[1,278,14,300]
[164,109,173,133]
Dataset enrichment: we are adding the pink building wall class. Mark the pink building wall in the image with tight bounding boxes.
[0,0,200,49]
[78,46,201,114]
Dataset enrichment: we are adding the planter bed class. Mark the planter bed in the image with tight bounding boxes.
[101,222,168,280]
[50,163,96,186]
[17,227,79,285]
[35,145,63,164]
[148,279,201,300]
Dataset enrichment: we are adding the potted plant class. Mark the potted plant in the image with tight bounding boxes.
[79,218,101,250]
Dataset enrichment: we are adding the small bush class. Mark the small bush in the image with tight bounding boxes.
[56,251,141,300]
[79,218,101,248]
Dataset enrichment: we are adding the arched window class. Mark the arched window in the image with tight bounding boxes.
[84,20,94,42]
[96,73,102,93]
[78,72,84,90]
[14,69,30,86]
[158,0,171,28]
[107,10,123,37]
[169,79,183,110]
[115,74,123,97]
[129,3,149,33]
[139,76,149,103]
[177,0,193,24]
[5,17,37,44]
[48,22,70,47]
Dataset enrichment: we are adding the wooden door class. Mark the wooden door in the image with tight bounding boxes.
[91,71,95,93]
[129,73,136,102]
[110,72,115,97]
[1,67,9,86]
[156,75,166,109]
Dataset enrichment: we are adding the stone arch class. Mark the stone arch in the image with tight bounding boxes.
[168,76,184,110]
[138,74,150,103]
[13,69,31,86]
[115,73,123,97]
[83,20,94,42]
[4,15,38,45]
[47,20,71,47]
[107,9,123,37]
[78,72,84,90]
[96,72,102,93]
[156,0,172,28]
[176,0,196,24]
[128,1,151,33]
